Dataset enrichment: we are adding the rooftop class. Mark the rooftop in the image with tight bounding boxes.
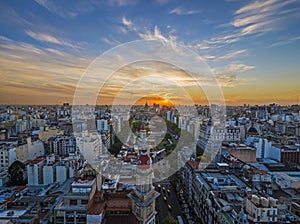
[0,209,27,219]
[88,192,132,215]
[29,156,46,165]
[187,160,199,170]
[72,178,95,188]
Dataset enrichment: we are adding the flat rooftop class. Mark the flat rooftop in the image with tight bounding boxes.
[71,179,95,187]
[0,209,27,219]
[29,156,46,165]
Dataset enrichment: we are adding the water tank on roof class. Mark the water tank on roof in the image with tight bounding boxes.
[251,195,259,204]
[269,197,277,207]
[261,197,269,207]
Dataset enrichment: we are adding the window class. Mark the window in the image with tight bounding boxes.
[70,199,77,205]
[81,199,88,205]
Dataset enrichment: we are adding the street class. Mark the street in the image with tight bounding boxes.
[155,179,182,223]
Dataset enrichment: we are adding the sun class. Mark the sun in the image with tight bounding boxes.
[161,98,173,106]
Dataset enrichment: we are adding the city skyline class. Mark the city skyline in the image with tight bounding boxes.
[0,0,300,106]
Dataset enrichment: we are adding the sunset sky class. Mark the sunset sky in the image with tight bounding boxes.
[0,0,300,106]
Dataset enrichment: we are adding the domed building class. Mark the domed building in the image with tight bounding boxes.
[247,123,259,136]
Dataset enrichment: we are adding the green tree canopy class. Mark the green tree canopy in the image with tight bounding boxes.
[8,160,26,186]
[161,215,178,224]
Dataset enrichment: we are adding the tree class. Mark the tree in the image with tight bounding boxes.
[131,121,143,132]
[165,133,172,140]
[161,216,178,224]
[8,160,26,186]
[196,144,204,157]
[108,141,123,156]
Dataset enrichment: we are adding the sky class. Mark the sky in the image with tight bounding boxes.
[0,0,300,106]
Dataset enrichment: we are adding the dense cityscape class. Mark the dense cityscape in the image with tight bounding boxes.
[0,103,299,223]
[1,0,300,224]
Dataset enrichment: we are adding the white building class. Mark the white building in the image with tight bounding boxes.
[166,111,171,121]
[0,145,16,170]
[16,137,44,163]
[178,116,188,130]
[43,165,54,185]
[77,134,102,162]
[56,165,67,183]
[246,195,278,223]
[213,126,241,143]
[29,155,74,186]
[42,155,56,185]
[187,118,200,141]
[27,156,46,186]
[96,119,109,132]
[246,137,281,161]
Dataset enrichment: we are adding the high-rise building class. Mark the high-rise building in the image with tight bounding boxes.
[48,135,77,157]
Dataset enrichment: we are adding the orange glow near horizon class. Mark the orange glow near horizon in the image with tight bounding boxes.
[133,96,175,107]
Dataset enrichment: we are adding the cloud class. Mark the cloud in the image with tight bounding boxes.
[269,35,300,48]
[120,16,138,33]
[202,55,216,60]
[98,63,212,105]
[26,30,84,50]
[216,74,238,87]
[169,8,199,15]
[45,48,66,56]
[0,36,91,104]
[34,0,95,18]
[122,16,132,27]
[211,63,255,87]
[107,0,137,6]
[139,26,177,43]
[101,61,244,93]
[118,26,128,34]
[0,6,32,26]
[232,0,297,36]
[235,0,277,15]
[217,49,248,61]
[35,0,73,18]
[187,32,242,53]
[224,63,255,73]
[190,0,299,57]
[102,37,121,46]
